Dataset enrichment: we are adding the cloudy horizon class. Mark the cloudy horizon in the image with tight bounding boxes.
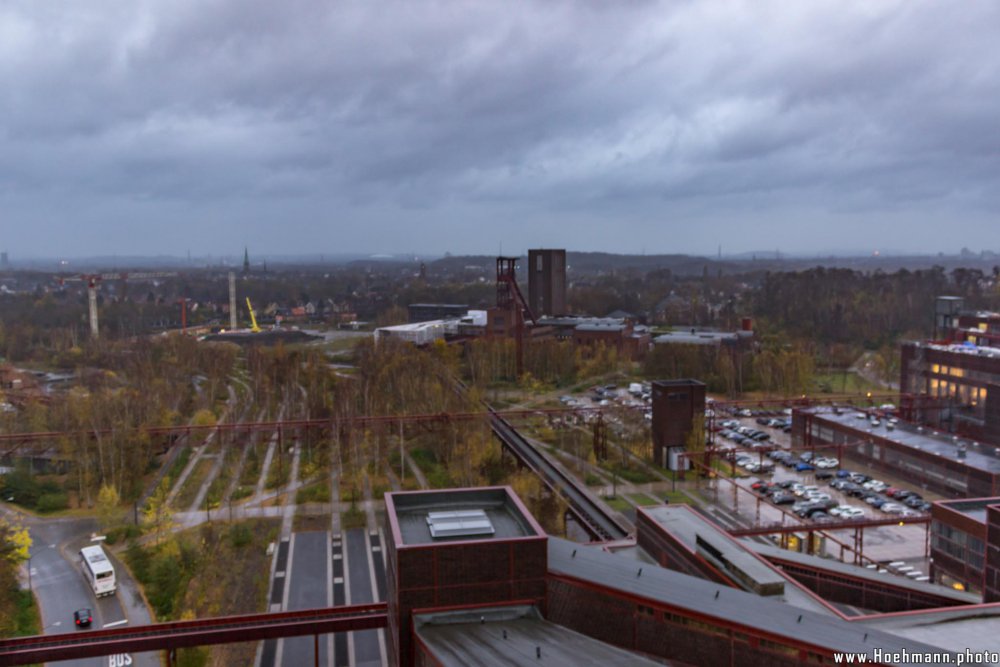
[2,1,1000,258]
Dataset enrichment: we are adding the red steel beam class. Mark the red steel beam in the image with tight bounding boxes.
[729,516,930,537]
[0,406,621,454]
[0,604,386,666]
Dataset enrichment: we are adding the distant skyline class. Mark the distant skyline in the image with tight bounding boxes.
[3,1,1000,257]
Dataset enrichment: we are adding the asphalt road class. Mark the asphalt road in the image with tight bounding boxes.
[345,529,382,667]
[280,531,330,667]
[261,529,387,667]
[24,517,157,667]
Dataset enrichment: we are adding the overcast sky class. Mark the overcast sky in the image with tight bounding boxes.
[2,1,1000,259]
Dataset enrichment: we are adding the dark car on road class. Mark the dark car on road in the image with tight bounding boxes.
[74,608,92,628]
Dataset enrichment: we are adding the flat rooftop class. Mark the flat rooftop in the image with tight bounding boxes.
[548,537,952,664]
[414,605,667,667]
[386,487,544,547]
[917,341,1000,360]
[536,316,627,328]
[639,505,833,615]
[810,409,1000,474]
[654,330,744,345]
[408,303,469,308]
[935,497,1000,525]
[864,604,1000,662]
[744,541,980,605]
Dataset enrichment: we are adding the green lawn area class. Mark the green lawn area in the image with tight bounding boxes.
[814,371,882,394]
[174,458,214,510]
[660,490,693,504]
[8,590,40,636]
[604,496,632,512]
[626,493,659,506]
[600,463,656,484]
[295,481,331,504]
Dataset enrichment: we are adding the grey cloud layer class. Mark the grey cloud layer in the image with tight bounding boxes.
[2,0,999,255]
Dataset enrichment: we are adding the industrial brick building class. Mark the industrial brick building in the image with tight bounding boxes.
[792,407,1000,498]
[384,487,548,667]
[987,505,1000,602]
[637,505,975,616]
[930,497,999,593]
[382,486,960,666]
[527,249,567,318]
[900,296,1000,444]
[651,379,706,470]
[899,341,1000,444]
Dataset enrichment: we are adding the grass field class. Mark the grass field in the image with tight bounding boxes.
[813,371,882,394]
[626,492,659,506]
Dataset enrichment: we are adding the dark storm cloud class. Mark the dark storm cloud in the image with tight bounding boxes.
[2,0,1000,256]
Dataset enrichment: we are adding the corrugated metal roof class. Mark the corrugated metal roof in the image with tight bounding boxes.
[547,537,951,664]
[414,605,668,667]
[744,541,979,604]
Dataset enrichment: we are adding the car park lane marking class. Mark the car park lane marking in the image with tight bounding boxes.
[103,619,129,628]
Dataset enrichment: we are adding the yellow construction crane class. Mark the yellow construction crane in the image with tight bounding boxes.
[245,297,261,333]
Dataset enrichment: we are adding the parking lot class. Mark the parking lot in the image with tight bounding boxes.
[702,408,932,571]
[554,389,934,573]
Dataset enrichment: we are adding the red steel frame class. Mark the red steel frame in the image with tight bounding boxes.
[0,406,618,457]
[0,604,386,667]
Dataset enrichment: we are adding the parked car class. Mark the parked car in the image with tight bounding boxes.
[795,462,815,472]
[880,502,906,514]
[795,504,828,518]
[815,470,834,480]
[839,507,865,519]
[771,492,795,505]
[847,484,868,497]
[836,470,854,479]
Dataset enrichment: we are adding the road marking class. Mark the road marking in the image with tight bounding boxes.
[274,571,285,578]
[333,553,342,560]
[334,577,343,584]
[103,619,129,629]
